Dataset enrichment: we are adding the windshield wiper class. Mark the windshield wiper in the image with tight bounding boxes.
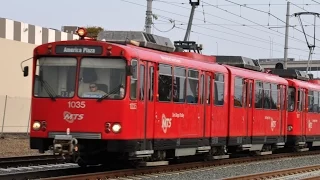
[37,76,57,101]
[97,85,121,102]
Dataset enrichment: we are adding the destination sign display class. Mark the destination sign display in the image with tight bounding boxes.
[55,45,103,55]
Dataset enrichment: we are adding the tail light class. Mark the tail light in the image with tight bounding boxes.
[41,121,47,131]
[32,120,47,131]
[105,123,111,133]
[105,122,121,133]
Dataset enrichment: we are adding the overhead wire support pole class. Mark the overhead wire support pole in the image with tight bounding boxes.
[283,1,290,70]
[294,12,320,74]
[145,0,153,34]
[184,0,200,41]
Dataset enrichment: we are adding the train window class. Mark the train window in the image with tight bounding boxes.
[270,84,278,109]
[318,92,320,113]
[214,73,224,106]
[206,75,211,104]
[248,82,252,108]
[200,74,205,104]
[149,67,154,101]
[173,67,186,103]
[130,60,138,100]
[288,87,295,111]
[308,91,315,112]
[158,64,172,102]
[263,83,271,109]
[139,64,145,101]
[186,69,199,104]
[314,92,319,113]
[255,81,263,108]
[34,57,77,98]
[234,77,243,107]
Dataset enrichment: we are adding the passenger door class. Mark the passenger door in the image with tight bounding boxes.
[246,79,254,143]
[203,72,212,138]
[298,89,306,141]
[137,60,155,150]
[198,73,205,137]
[279,85,286,137]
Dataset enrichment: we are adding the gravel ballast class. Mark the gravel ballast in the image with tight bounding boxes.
[140,154,320,180]
[0,133,50,158]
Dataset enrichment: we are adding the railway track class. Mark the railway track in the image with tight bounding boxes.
[0,155,63,168]
[223,164,320,180]
[26,150,320,180]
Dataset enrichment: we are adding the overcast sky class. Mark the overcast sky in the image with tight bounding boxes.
[1,0,320,62]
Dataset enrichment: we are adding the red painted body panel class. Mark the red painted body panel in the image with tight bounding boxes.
[287,79,320,137]
[225,65,288,138]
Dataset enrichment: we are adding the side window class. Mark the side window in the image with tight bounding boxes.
[248,82,252,107]
[200,74,205,104]
[186,69,199,104]
[298,90,302,111]
[149,67,154,101]
[139,64,145,101]
[214,73,224,105]
[206,75,211,105]
[288,86,295,111]
[263,83,271,109]
[234,77,243,107]
[318,91,320,113]
[314,91,319,113]
[255,81,263,108]
[270,84,278,109]
[308,91,314,112]
[130,60,138,99]
[173,66,186,103]
[158,64,172,102]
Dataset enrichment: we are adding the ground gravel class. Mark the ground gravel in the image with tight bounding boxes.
[140,154,320,180]
[0,133,50,158]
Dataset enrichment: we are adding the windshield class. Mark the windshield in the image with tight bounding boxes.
[78,57,126,99]
[34,57,77,98]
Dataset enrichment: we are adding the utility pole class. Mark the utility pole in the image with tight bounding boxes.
[283,1,290,69]
[145,0,153,34]
[184,0,200,41]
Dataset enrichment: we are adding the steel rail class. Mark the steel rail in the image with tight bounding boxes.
[223,164,320,180]
[41,150,320,180]
[0,155,63,168]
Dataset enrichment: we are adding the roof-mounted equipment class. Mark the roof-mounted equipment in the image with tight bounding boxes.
[269,62,309,81]
[174,41,202,54]
[96,31,175,53]
[215,56,263,72]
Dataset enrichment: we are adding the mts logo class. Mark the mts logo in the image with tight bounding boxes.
[63,111,84,123]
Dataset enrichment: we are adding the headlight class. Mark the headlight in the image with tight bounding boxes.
[32,121,41,131]
[112,123,121,133]
[287,125,293,131]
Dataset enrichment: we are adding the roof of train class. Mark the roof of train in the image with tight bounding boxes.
[287,78,320,90]
[223,65,288,85]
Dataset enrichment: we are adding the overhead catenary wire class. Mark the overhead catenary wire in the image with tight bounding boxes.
[119,0,320,59]
[153,0,311,46]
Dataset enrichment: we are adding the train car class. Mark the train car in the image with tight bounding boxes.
[216,56,288,154]
[284,75,320,151]
[22,28,235,166]
[267,67,320,152]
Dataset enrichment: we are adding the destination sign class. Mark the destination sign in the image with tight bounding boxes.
[55,45,103,55]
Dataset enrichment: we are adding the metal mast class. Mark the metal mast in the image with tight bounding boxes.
[145,0,153,34]
[283,2,290,70]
